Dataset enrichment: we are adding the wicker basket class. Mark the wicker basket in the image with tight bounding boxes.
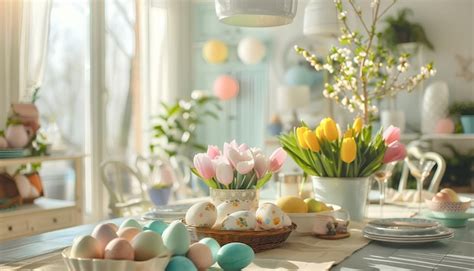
[185,222,297,253]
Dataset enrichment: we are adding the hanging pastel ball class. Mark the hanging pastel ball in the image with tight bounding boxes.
[237,37,266,64]
[166,256,197,271]
[186,243,213,270]
[202,40,228,64]
[213,75,239,101]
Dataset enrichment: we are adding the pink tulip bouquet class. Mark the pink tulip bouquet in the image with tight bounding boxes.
[192,140,287,189]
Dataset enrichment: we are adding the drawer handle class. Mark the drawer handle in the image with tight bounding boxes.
[53,218,58,223]
[8,226,12,231]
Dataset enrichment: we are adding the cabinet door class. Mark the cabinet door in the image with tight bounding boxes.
[0,220,30,239]
[29,210,74,233]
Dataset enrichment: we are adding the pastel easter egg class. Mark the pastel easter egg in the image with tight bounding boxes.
[162,221,190,256]
[199,237,220,265]
[104,238,134,261]
[185,201,217,228]
[117,227,141,242]
[221,210,256,231]
[91,223,118,251]
[216,201,250,225]
[282,213,292,227]
[145,220,168,235]
[106,223,118,232]
[165,256,197,271]
[131,230,167,261]
[255,203,284,230]
[217,242,254,271]
[186,243,213,270]
[119,218,142,230]
[70,235,102,259]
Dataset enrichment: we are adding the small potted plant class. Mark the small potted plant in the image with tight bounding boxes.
[279,117,406,220]
[449,102,474,134]
[191,140,287,210]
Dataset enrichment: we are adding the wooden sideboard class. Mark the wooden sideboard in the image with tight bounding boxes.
[0,154,85,241]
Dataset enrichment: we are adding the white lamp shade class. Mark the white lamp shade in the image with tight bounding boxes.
[277,85,311,112]
[303,0,340,38]
[215,0,298,27]
[237,37,266,64]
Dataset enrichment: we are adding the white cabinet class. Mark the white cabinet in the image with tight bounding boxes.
[0,154,85,241]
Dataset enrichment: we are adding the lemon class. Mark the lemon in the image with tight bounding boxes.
[276,196,308,213]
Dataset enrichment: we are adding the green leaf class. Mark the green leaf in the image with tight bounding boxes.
[256,173,273,189]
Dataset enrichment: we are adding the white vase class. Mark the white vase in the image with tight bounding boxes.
[209,188,259,211]
[311,176,370,221]
[381,110,406,133]
[422,81,449,134]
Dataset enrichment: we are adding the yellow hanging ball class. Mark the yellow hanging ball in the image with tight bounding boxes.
[202,40,228,64]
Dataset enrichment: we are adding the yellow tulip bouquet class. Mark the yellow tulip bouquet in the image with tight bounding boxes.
[279,117,387,178]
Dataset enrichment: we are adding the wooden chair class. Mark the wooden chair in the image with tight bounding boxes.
[398,141,446,193]
[100,160,153,218]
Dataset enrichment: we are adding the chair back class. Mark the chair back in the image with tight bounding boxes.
[398,141,446,193]
[100,160,150,217]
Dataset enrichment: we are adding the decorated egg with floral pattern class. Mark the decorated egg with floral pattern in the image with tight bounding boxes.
[221,210,256,231]
[256,203,284,230]
[216,200,251,225]
[185,201,217,227]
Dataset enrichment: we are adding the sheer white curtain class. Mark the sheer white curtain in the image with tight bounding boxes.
[137,0,192,152]
[0,0,51,129]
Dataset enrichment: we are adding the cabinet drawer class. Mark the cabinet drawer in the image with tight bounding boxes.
[0,220,29,238]
[30,211,74,233]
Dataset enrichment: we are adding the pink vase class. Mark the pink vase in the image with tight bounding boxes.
[5,125,29,148]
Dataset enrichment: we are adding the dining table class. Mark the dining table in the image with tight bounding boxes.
[0,197,473,270]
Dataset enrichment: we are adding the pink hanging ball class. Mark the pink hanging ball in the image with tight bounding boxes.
[213,75,239,100]
[435,118,455,134]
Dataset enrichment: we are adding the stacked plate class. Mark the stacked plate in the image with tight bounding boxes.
[363,218,454,244]
[0,148,30,159]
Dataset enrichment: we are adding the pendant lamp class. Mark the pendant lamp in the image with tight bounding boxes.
[215,0,298,27]
[303,0,339,38]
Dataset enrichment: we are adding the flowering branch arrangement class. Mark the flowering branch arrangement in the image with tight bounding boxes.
[279,117,406,178]
[295,0,436,122]
[192,140,287,190]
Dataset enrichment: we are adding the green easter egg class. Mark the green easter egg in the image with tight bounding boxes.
[217,242,254,271]
[162,221,190,255]
[165,256,197,271]
[145,220,168,235]
[119,218,142,230]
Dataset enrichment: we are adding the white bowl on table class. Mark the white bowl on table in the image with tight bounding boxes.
[425,196,472,213]
[287,204,348,233]
[62,247,170,271]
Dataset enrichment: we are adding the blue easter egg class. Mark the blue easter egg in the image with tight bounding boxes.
[165,256,197,271]
[144,220,168,235]
[217,242,255,271]
[199,237,221,265]
[162,221,190,255]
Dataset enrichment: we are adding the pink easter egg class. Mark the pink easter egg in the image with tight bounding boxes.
[91,223,118,252]
[435,118,454,134]
[117,227,141,242]
[186,243,213,270]
[104,238,134,261]
[213,75,239,101]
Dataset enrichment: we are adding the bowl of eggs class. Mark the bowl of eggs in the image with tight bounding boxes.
[425,188,471,213]
[183,201,296,252]
[62,219,171,271]
[277,196,350,236]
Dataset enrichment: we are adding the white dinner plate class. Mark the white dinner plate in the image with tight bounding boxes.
[364,232,454,244]
[367,218,440,235]
[364,225,453,239]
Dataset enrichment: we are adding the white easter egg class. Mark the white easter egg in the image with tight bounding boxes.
[216,200,250,225]
[221,210,256,231]
[282,213,292,227]
[185,201,217,227]
[255,203,285,230]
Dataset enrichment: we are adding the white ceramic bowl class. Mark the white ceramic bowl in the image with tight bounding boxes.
[62,247,170,271]
[425,196,472,213]
[287,204,347,233]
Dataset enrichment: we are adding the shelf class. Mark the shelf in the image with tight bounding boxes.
[421,134,474,140]
[0,198,76,218]
[0,153,86,167]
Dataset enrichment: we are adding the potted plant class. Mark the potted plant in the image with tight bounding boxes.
[191,140,287,210]
[449,102,474,134]
[279,117,406,220]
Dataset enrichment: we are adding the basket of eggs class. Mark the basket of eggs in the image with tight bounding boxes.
[184,201,296,253]
[63,218,257,271]
[424,188,473,227]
